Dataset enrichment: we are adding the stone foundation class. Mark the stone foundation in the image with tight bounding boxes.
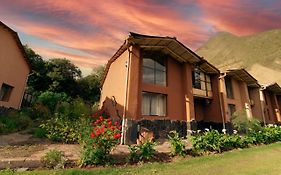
[124,119,234,144]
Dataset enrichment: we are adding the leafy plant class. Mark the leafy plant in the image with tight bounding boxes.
[40,98,91,143]
[41,149,66,169]
[232,110,262,134]
[191,129,252,153]
[36,91,71,114]
[0,111,33,134]
[80,116,122,166]
[168,131,186,156]
[128,141,157,162]
[33,127,47,138]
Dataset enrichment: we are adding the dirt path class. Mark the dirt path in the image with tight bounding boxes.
[0,132,191,169]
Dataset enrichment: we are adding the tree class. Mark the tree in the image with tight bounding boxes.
[24,45,50,92]
[77,65,105,103]
[46,58,82,97]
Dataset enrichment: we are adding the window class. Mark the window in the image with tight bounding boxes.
[228,104,236,118]
[142,92,166,116]
[192,68,212,91]
[225,77,234,99]
[142,52,166,86]
[0,83,13,102]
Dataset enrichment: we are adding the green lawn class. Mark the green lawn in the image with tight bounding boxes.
[3,142,281,175]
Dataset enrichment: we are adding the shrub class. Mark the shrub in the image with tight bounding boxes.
[191,129,252,153]
[248,124,281,144]
[168,131,186,156]
[33,127,47,138]
[40,98,91,143]
[128,141,157,162]
[36,91,70,113]
[41,149,66,169]
[232,110,262,134]
[80,116,122,166]
[0,111,33,134]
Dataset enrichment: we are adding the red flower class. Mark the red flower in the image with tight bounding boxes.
[114,121,119,126]
[90,132,95,138]
[118,126,122,130]
[99,116,103,121]
[110,126,115,131]
[94,119,100,125]
[107,120,112,126]
[113,133,121,140]
[100,127,105,134]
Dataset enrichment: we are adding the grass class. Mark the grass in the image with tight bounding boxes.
[2,142,281,175]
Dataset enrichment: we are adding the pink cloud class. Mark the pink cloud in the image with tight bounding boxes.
[198,0,281,35]
[1,0,280,76]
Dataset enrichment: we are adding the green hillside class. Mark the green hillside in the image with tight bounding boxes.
[196,30,281,84]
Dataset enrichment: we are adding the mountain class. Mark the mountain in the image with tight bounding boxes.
[196,30,281,85]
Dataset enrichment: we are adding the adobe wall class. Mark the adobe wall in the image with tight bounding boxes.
[0,27,29,109]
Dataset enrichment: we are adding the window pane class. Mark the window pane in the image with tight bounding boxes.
[142,92,166,116]
[150,95,158,115]
[201,81,206,90]
[192,71,201,89]
[0,83,13,102]
[142,52,167,86]
[142,93,150,115]
[206,75,211,83]
[158,94,166,116]
[200,72,205,81]
[206,82,212,91]
[155,57,166,71]
[143,57,154,68]
[225,77,234,99]
[155,70,166,86]
[143,67,154,84]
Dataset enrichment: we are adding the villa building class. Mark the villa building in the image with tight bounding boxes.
[100,33,222,143]
[0,21,30,109]
[100,32,281,143]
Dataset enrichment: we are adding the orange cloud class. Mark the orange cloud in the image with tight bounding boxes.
[1,0,280,76]
[198,0,281,35]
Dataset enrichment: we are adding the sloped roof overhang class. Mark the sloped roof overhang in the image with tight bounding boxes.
[101,32,219,86]
[225,69,260,88]
[262,83,281,95]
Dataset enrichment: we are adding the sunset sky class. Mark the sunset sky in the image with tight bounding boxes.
[1,0,281,75]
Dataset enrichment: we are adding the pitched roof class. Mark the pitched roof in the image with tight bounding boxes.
[224,68,260,88]
[0,21,31,71]
[102,32,219,86]
[262,82,281,95]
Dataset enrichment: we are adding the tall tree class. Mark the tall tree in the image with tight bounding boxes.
[24,45,50,92]
[77,65,105,103]
[46,58,82,97]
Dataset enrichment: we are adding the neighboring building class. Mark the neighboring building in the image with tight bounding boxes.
[219,69,262,128]
[260,83,281,124]
[100,32,221,143]
[0,21,31,109]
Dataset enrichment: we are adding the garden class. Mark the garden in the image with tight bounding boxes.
[1,46,281,174]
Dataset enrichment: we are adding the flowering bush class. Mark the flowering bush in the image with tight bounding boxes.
[192,125,281,154]
[80,115,122,166]
[248,124,281,144]
[191,129,252,153]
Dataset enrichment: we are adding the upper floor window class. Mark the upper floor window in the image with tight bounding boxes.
[0,83,13,102]
[192,68,212,91]
[142,52,167,86]
[225,77,234,99]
